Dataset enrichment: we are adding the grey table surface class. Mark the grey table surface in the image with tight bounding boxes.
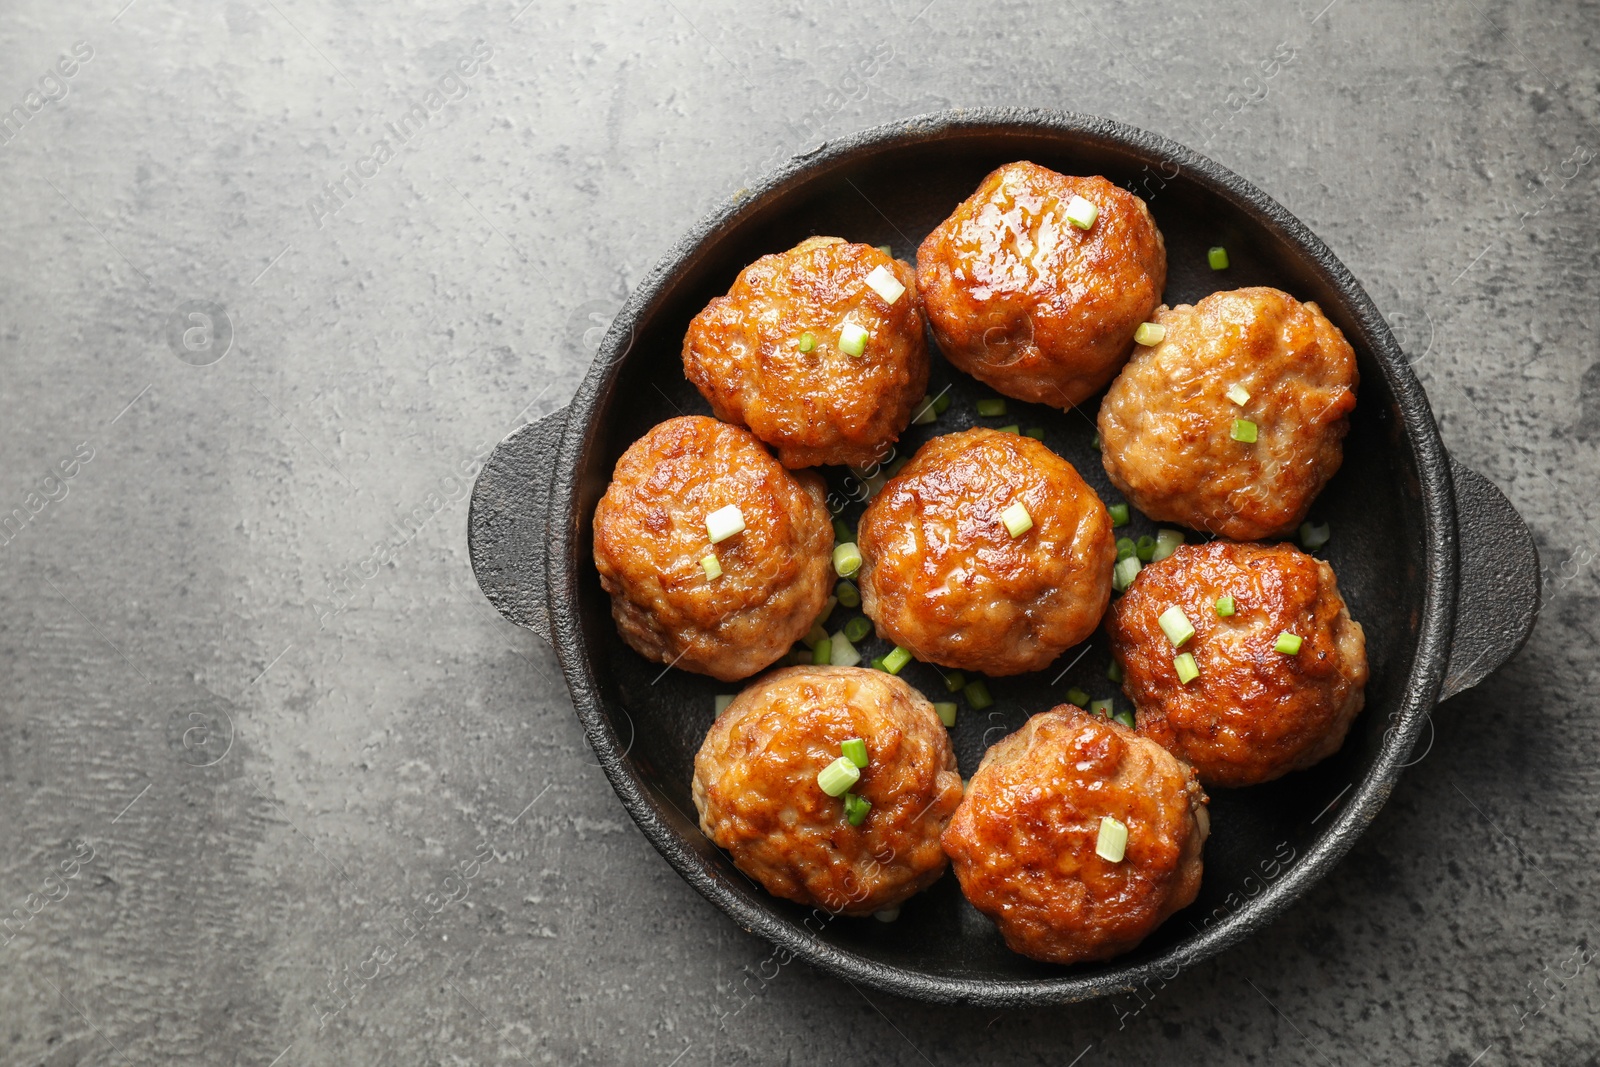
[2,0,1597,1063]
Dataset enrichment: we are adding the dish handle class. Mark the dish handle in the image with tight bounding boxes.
[468,407,569,642]
[1440,457,1540,700]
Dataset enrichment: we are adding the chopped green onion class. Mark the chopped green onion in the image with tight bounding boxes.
[976,398,1007,417]
[964,680,993,709]
[1023,427,1046,440]
[1067,687,1090,708]
[863,472,887,498]
[870,656,886,671]
[943,670,966,693]
[882,645,912,675]
[714,694,735,714]
[816,596,837,625]
[1096,815,1128,862]
[706,504,746,544]
[839,323,869,357]
[886,456,908,477]
[864,264,906,305]
[1109,503,1131,527]
[833,542,862,578]
[1230,418,1258,443]
[1107,660,1124,683]
[934,701,958,727]
[797,332,816,353]
[844,792,872,826]
[1134,322,1166,346]
[1135,535,1157,562]
[911,396,939,425]
[933,392,952,414]
[1113,555,1141,592]
[1215,595,1236,617]
[875,244,892,257]
[812,635,832,665]
[1275,632,1303,655]
[1152,529,1184,562]
[802,623,828,650]
[1300,521,1331,549]
[701,553,722,580]
[835,579,861,608]
[1112,709,1136,729]
[1174,652,1199,684]
[1066,195,1099,230]
[1088,698,1114,718]
[841,738,869,768]
[1158,606,1195,648]
[1116,537,1137,561]
[817,756,860,797]
[1001,501,1033,538]
[833,517,853,544]
[843,616,872,643]
[1208,246,1230,270]
[997,424,1020,435]
[830,630,861,667]
[1091,432,1101,450]
[1226,383,1251,406]
[873,905,899,922]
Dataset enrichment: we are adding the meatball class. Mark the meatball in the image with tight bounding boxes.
[857,428,1116,676]
[916,162,1167,409]
[683,236,929,469]
[1107,541,1368,788]
[692,666,964,916]
[592,416,833,682]
[1097,287,1358,540]
[943,706,1208,964]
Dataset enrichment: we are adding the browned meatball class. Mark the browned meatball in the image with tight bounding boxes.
[683,236,928,469]
[857,428,1116,676]
[916,162,1167,409]
[942,706,1208,964]
[692,666,963,916]
[1098,287,1358,540]
[592,416,833,682]
[1107,541,1368,788]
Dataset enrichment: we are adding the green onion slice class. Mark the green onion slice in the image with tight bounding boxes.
[933,392,952,414]
[870,656,886,671]
[1109,502,1131,527]
[1208,246,1230,270]
[833,542,862,578]
[1088,698,1114,718]
[835,579,861,608]
[873,905,899,922]
[839,323,869,357]
[1112,709,1136,729]
[816,596,837,625]
[714,694,735,714]
[1275,632,1303,655]
[976,398,1007,417]
[1231,418,1258,443]
[802,623,828,650]
[843,616,872,643]
[1174,652,1199,684]
[841,738,869,768]
[1001,501,1033,538]
[864,264,906,305]
[1113,555,1141,592]
[875,244,892,256]
[1107,660,1124,683]
[934,701,958,727]
[844,792,872,826]
[1226,383,1251,406]
[1134,322,1166,346]
[1300,521,1331,549]
[701,553,722,580]
[963,680,993,709]
[1067,687,1090,708]
[812,636,832,665]
[829,630,861,668]
[1091,432,1101,450]
[1215,595,1236,617]
[833,517,853,543]
[997,424,1020,435]
[1152,529,1185,562]
[1096,815,1128,862]
[797,332,816,353]
[1135,535,1156,562]
[1158,606,1196,648]
[1023,427,1046,440]
[911,395,939,425]
[882,645,912,675]
[1066,195,1099,230]
[706,504,746,544]
[943,670,966,693]
[1116,536,1137,561]
[817,757,860,797]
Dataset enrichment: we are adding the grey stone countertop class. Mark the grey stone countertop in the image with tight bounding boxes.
[1,0,1596,1063]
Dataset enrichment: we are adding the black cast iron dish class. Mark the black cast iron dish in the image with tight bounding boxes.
[468,110,1540,1007]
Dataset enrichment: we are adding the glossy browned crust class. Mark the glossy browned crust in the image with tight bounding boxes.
[1097,287,1358,540]
[592,416,833,682]
[856,428,1116,676]
[916,162,1167,409]
[942,706,1208,964]
[1107,541,1369,788]
[692,666,964,916]
[683,236,929,469]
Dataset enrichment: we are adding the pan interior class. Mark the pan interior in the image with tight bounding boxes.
[568,128,1429,986]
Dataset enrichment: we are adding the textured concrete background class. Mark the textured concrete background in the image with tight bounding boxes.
[1,0,1596,1063]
